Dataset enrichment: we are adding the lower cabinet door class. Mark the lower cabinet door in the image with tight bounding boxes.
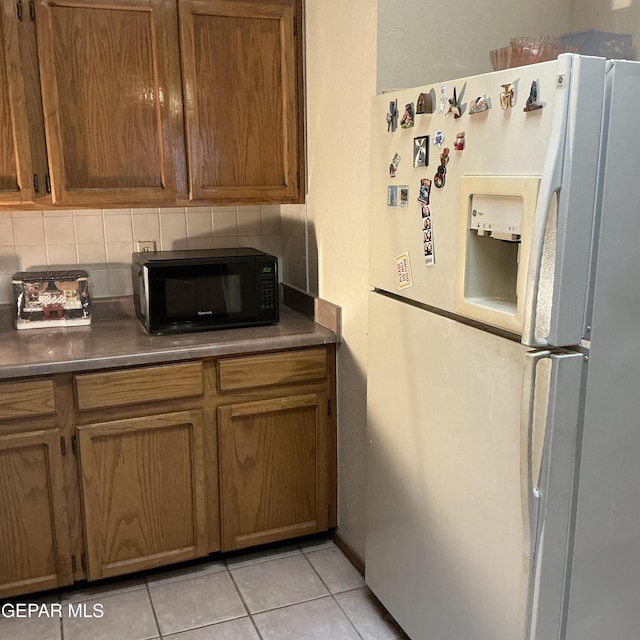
[0,429,73,598]
[218,394,329,551]
[77,411,207,580]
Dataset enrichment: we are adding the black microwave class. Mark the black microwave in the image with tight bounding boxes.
[131,248,279,335]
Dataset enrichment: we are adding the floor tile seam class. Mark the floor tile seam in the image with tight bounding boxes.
[144,580,164,640]
[145,565,227,589]
[248,592,342,617]
[330,592,368,640]
[225,568,267,640]
[300,546,345,596]
[224,549,304,572]
[154,612,250,639]
[61,581,148,605]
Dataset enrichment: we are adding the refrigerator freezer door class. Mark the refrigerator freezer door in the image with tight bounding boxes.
[366,291,528,640]
[369,55,606,346]
[369,61,560,318]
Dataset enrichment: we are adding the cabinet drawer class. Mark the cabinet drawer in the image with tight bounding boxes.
[0,378,56,420]
[74,362,203,411]
[217,348,327,392]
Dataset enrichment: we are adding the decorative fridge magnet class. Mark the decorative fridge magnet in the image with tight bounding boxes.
[439,85,449,112]
[500,82,516,110]
[523,80,544,112]
[433,129,445,148]
[389,152,401,177]
[421,204,435,266]
[469,95,491,114]
[398,186,410,207]
[13,270,91,329]
[454,131,465,151]
[447,86,461,118]
[387,185,398,207]
[387,99,399,132]
[395,252,413,289]
[400,103,415,129]
[416,91,435,114]
[413,136,429,167]
[417,178,432,205]
[434,148,450,189]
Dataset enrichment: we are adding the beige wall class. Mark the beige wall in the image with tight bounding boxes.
[377,0,571,91]
[303,0,377,560]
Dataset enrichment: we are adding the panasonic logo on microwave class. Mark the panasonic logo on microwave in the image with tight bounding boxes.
[197,310,214,316]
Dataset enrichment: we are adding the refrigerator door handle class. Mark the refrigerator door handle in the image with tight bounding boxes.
[520,349,585,640]
[522,73,569,348]
[520,350,552,565]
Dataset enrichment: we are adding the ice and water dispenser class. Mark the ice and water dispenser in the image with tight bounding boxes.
[456,176,540,334]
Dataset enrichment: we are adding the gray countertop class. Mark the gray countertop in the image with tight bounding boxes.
[0,307,337,380]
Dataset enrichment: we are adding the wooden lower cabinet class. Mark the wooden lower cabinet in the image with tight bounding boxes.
[0,345,335,597]
[218,393,330,551]
[0,429,73,598]
[76,410,208,580]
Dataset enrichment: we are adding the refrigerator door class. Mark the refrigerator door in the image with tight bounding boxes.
[369,55,606,346]
[365,292,584,640]
[564,59,640,640]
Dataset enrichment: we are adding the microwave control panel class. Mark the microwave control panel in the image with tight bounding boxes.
[257,259,278,317]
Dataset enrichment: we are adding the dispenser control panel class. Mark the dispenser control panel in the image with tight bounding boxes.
[469,193,523,241]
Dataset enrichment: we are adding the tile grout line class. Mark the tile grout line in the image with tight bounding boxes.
[299,545,367,640]
[144,580,164,640]
[224,563,266,640]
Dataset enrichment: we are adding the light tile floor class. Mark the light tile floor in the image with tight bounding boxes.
[0,537,409,640]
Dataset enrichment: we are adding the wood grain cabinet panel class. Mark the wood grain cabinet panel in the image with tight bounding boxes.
[0,1,44,205]
[0,429,73,598]
[74,361,203,411]
[77,410,207,580]
[217,348,327,392]
[0,378,56,420]
[34,0,180,206]
[218,393,329,551]
[178,0,300,202]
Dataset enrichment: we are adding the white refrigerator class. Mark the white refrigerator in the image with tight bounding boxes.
[365,54,640,640]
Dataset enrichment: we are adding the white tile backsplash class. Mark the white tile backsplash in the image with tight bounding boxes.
[0,205,287,304]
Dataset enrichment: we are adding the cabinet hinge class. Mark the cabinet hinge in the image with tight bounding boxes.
[16,0,23,20]
[71,435,78,455]
[60,436,67,456]
[71,555,76,572]
[29,0,35,21]
[45,173,51,194]
[33,174,39,194]
[81,553,86,571]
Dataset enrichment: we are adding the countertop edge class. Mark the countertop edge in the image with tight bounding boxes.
[0,307,337,380]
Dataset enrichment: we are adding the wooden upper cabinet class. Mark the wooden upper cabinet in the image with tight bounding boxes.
[0,1,47,205]
[179,0,301,203]
[34,0,180,206]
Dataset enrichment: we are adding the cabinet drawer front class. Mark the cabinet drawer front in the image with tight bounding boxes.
[0,379,56,420]
[75,362,203,411]
[217,348,327,392]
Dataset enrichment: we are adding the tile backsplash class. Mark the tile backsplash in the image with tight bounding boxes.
[0,205,290,305]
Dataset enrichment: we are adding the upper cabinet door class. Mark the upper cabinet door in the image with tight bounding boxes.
[0,2,38,205]
[34,0,180,206]
[179,0,301,203]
